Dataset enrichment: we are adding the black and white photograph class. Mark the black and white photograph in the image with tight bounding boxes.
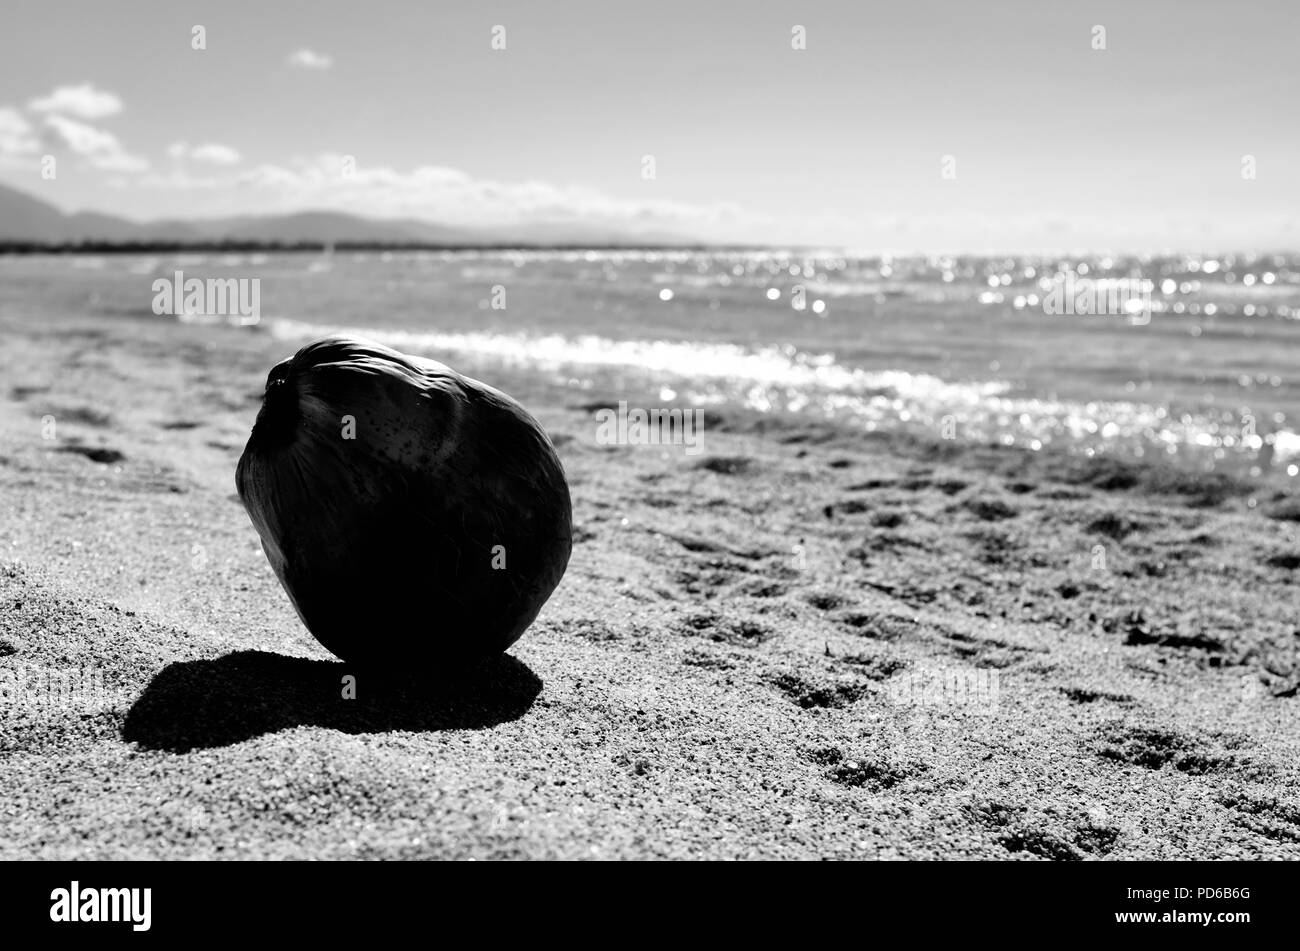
[0,0,1296,923]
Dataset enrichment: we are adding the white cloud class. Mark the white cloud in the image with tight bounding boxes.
[138,169,221,189]
[239,163,307,188]
[287,49,333,70]
[28,83,123,120]
[191,143,242,165]
[167,141,242,165]
[0,107,40,158]
[235,154,739,234]
[43,115,148,172]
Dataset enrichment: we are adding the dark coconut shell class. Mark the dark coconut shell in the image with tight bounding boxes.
[236,335,572,670]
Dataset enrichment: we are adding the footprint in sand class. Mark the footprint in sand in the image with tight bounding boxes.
[694,455,754,476]
[57,445,125,464]
[805,746,928,792]
[1216,793,1300,844]
[677,610,772,646]
[1059,686,1136,705]
[765,671,870,709]
[1092,723,1271,780]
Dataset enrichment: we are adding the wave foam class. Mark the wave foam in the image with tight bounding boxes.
[268,317,1295,469]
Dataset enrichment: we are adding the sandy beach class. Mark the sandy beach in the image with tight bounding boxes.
[0,302,1298,859]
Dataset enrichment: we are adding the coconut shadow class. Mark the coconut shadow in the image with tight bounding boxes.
[121,650,542,752]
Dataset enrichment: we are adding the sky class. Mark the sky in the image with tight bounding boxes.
[0,0,1297,251]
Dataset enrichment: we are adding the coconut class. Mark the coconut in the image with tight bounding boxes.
[236,335,572,670]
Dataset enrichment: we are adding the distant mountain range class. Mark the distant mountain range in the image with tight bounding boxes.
[0,182,693,248]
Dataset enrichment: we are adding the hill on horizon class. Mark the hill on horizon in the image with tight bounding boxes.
[0,181,694,248]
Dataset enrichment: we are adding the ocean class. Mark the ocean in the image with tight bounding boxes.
[4,249,1299,477]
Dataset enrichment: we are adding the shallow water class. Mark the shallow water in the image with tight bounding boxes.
[4,249,1299,476]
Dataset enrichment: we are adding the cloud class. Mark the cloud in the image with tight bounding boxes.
[42,115,148,172]
[136,170,221,190]
[0,107,40,158]
[191,143,241,165]
[287,49,333,70]
[28,83,123,120]
[238,163,308,188]
[166,141,242,165]
[235,154,740,234]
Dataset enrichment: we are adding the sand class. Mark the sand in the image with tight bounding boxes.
[2,307,1299,860]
